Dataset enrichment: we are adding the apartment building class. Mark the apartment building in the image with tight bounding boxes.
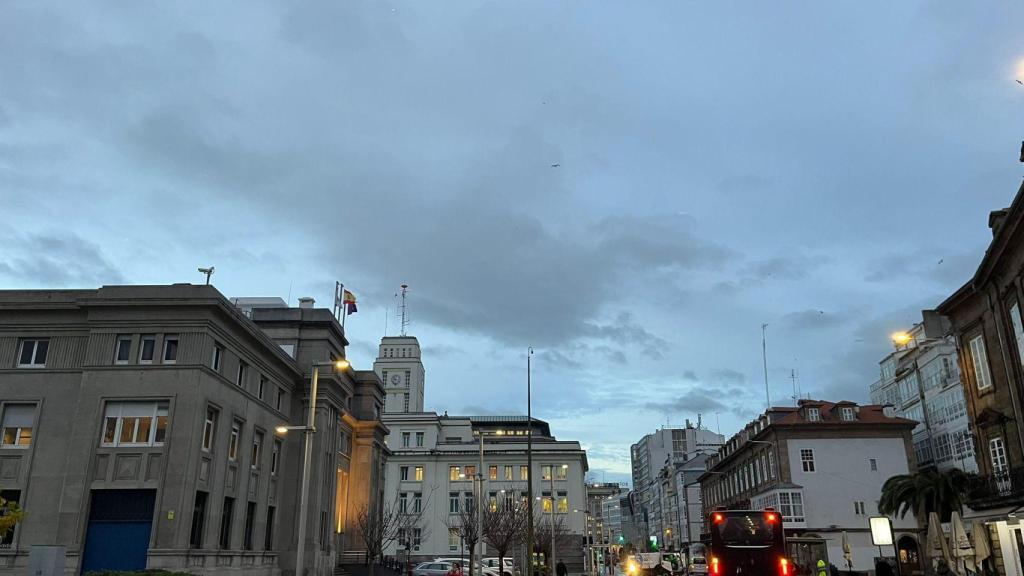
[0,285,387,576]
[700,401,917,573]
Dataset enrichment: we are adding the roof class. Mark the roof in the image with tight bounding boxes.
[772,401,915,426]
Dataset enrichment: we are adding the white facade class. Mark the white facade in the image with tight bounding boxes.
[381,413,589,566]
[374,336,426,414]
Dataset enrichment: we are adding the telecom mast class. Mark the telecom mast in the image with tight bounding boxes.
[399,284,410,336]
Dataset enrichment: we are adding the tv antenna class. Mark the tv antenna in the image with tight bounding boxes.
[399,284,410,336]
[762,323,771,408]
[198,266,215,285]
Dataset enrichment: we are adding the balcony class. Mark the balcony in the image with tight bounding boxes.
[967,468,1024,509]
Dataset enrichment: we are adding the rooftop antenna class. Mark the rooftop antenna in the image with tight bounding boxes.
[790,369,799,406]
[198,266,215,285]
[697,413,702,430]
[762,323,771,408]
[399,284,410,336]
[715,411,721,434]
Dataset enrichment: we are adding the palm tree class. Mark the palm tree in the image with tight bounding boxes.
[879,468,975,522]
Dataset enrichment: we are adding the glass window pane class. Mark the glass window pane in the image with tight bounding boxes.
[136,417,152,443]
[34,340,48,364]
[104,417,118,444]
[2,428,15,445]
[19,342,34,365]
[17,429,31,445]
[155,416,168,444]
[120,417,137,443]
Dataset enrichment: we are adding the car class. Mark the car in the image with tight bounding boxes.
[415,562,455,576]
[687,557,708,576]
[482,557,518,576]
[434,558,484,574]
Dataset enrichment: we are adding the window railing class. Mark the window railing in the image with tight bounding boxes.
[967,467,1024,507]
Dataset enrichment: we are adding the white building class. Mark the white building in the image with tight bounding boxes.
[376,336,589,570]
[630,423,723,550]
[701,401,920,574]
[868,313,977,473]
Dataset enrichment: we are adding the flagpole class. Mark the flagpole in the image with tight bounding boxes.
[340,283,347,331]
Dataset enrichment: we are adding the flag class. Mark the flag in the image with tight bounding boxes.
[343,289,358,315]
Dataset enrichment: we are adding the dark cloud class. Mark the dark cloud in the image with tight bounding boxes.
[643,387,753,418]
[0,232,126,287]
[682,370,698,382]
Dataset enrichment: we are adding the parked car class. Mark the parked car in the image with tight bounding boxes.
[434,558,484,574]
[415,562,455,576]
[687,557,708,576]
[482,557,518,576]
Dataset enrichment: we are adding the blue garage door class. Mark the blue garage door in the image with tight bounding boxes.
[80,489,156,574]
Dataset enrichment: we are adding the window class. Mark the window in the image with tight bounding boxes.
[778,491,805,522]
[412,528,421,549]
[869,458,877,471]
[401,466,410,481]
[841,407,855,421]
[189,491,208,549]
[139,335,156,363]
[465,465,476,477]
[276,388,284,411]
[229,422,241,461]
[505,465,513,480]
[399,493,409,514]
[219,497,235,549]
[854,501,866,515]
[558,491,568,513]
[969,334,993,391]
[163,335,178,363]
[236,362,247,387]
[1,404,35,447]
[449,492,460,513]
[800,449,815,473]
[416,432,424,447]
[542,465,552,480]
[258,376,267,401]
[251,431,263,470]
[101,401,169,447]
[449,527,460,551]
[1011,303,1024,370]
[489,465,498,480]
[464,492,474,513]
[115,336,132,364]
[450,466,461,481]
[265,506,276,550]
[404,394,410,412]
[271,440,281,475]
[806,408,820,422]
[556,464,567,480]
[17,338,48,368]
[243,501,256,550]
[212,343,224,372]
[415,466,424,481]
[489,492,498,512]
[413,492,422,513]
[990,437,1009,477]
[203,408,217,451]
[768,451,776,479]
[402,432,411,447]
[542,491,553,513]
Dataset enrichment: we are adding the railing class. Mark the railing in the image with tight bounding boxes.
[967,468,1024,508]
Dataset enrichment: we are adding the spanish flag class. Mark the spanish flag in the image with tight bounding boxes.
[343,290,358,315]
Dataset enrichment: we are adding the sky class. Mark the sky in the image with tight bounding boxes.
[2,1,1023,485]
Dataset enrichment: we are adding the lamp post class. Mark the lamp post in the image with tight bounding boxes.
[550,464,568,574]
[277,358,350,576]
[526,348,535,576]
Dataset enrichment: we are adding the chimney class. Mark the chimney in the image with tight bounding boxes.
[989,209,1010,237]
[298,297,315,309]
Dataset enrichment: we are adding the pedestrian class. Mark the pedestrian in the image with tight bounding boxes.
[935,559,954,576]
[875,559,893,576]
[557,560,568,576]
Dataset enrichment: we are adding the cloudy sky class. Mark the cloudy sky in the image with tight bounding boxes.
[2,1,1023,484]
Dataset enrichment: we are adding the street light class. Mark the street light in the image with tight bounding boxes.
[282,358,350,576]
[891,331,913,349]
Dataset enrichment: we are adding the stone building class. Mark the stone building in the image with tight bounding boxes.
[0,285,387,576]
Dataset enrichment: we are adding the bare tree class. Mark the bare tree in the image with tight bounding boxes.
[532,511,573,574]
[482,499,530,576]
[355,489,432,576]
[446,494,483,576]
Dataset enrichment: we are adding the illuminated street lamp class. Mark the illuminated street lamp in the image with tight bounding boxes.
[891,331,913,349]
[277,358,350,576]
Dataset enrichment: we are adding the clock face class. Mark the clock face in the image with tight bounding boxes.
[391,374,401,385]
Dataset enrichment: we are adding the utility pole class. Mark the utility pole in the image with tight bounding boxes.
[762,323,770,408]
[526,347,535,576]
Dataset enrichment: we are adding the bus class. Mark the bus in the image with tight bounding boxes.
[707,509,789,576]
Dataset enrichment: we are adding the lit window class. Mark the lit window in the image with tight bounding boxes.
[556,465,567,480]
[163,335,178,363]
[17,338,49,368]
[114,336,132,364]
[415,466,424,481]
[542,465,552,480]
[450,466,461,481]
[139,335,156,364]
[505,465,514,480]
[465,465,476,477]
[558,492,568,513]
[101,401,169,447]
[489,465,498,480]
[1,404,35,447]
[520,465,529,480]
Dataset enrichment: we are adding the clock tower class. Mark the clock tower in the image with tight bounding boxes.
[373,335,425,413]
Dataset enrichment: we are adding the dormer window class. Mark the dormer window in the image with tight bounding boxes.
[807,407,821,422]
[841,407,856,422]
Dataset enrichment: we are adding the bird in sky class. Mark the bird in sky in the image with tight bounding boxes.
[550,163,560,168]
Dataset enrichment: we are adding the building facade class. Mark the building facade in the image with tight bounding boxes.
[937,182,1024,576]
[376,337,589,571]
[629,424,723,550]
[700,401,918,574]
[584,483,622,569]
[657,454,707,554]
[869,316,977,473]
[0,285,387,576]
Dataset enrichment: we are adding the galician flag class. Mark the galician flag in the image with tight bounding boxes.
[343,290,358,315]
